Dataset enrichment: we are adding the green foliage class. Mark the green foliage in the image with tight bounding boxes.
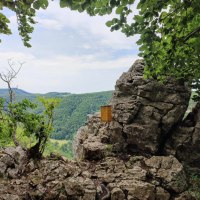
[38,91,113,140]
[0,89,112,158]
[0,117,12,146]
[1,0,47,47]
[0,94,60,158]
[2,0,200,98]
[189,174,200,199]
[59,0,200,99]
[37,96,61,131]
[0,89,112,142]
[90,1,200,99]
[44,139,73,159]
[24,97,60,158]
[9,99,38,130]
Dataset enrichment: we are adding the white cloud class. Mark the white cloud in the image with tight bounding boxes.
[0,1,141,93]
[37,18,64,30]
[0,52,34,61]
[82,44,91,49]
[3,2,140,51]
[0,51,139,93]
[36,1,139,50]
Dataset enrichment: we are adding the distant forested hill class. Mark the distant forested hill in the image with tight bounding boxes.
[0,88,71,100]
[0,88,31,97]
[0,89,113,139]
[52,91,113,139]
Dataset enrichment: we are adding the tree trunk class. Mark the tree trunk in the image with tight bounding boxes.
[12,125,20,146]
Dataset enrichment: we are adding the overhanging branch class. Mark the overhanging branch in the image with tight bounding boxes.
[184,26,200,42]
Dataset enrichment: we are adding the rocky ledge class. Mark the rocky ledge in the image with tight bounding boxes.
[0,147,197,200]
[0,60,199,200]
[74,59,197,167]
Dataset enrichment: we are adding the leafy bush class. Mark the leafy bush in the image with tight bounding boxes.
[0,96,60,159]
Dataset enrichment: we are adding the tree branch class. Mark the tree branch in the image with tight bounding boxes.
[160,4,184,22]
[0,59,23,103]
[184,26,200,42]
[0,59,24,147]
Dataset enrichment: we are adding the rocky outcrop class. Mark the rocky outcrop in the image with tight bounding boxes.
[73,113,125,161]
[165,102,200,168]
[0,146,28,179]
[110,59,191,155]
[0,59,198,200]
[70,59,200,199]
[74,59,191,161]
[0,147,196,200]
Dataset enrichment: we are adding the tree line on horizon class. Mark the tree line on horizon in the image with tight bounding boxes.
[0,88,113,140]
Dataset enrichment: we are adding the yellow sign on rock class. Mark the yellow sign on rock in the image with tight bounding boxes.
[101,105,112,122]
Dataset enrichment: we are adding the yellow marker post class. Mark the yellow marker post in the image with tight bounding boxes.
[101,105,112,122]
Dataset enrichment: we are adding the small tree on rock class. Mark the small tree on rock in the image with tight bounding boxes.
[0,60,60,159]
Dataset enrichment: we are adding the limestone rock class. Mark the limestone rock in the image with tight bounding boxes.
[175,192,196,200]
[0,59,196,200]
[0,146,28,179]
[1,154,15,167]
[1,194,20,200]
[0,151,196,200]
[111,188,125,200]
[165,102,200,168]
[73,59,191,161]
[145,156,187,193]
[0,162,7,177]
[63,178,85,196]
[82,141,106,160]
[73,113,125,161]
[155,187,170,200]
[110,59,191,155]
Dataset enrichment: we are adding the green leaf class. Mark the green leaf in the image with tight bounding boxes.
[40,0,49,9]
[33,1,40,9]
[102,0,108,6]
[116,6,124,14]
[60,0,69,8]
[95,1,103,8]
[106,20,114,27]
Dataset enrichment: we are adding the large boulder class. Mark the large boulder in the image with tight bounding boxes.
[110,59,191,155]
[74,59,191,161]
[144,155,187,193]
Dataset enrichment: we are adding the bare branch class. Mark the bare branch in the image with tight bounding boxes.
[0,59,24,103]
[0,59,25,147]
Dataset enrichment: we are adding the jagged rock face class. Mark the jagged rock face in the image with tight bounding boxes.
[73,113,125,161]
[74,59,191,160]
[0,147,196,200]
[0,146,28,179]
[110,59,191,154]
[165,102,200,168]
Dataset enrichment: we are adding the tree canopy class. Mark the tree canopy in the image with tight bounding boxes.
[1,0,200,98]
[1,0,48,47]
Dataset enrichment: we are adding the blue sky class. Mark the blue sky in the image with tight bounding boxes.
[0,1,139,94]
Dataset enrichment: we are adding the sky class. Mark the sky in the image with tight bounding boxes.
[0,1,139,94]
